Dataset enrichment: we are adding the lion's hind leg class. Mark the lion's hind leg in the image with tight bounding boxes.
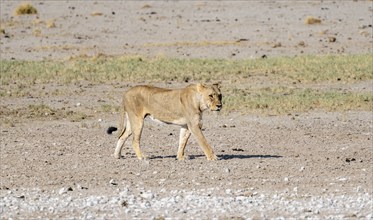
[114,114,132,159]
[177,126,191,160]
[129,114,146,160]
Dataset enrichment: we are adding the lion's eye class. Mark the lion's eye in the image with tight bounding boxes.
[209,94,214,99]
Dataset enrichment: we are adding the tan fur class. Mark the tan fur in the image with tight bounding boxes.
[111,83,222,161]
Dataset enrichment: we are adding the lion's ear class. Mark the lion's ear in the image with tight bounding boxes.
[213,82,221,89]
[197,83,206,92]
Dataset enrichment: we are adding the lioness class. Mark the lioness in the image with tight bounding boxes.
[107,83,222,161]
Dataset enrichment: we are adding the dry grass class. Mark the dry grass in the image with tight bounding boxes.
[14,3,38,16]
[91,12,103,16]
[32,28,42,37]
[144,40,242,48]
[305,16,321,25]
[0,104,89,122]
[46,19,56,28]
[141,4,152,9]
[32,18,56,28]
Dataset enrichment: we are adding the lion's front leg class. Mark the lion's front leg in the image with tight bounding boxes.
[189,121,217,161]
[177,126,191,160]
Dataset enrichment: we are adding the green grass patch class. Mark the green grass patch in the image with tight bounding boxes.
[1,54,372,84]
[225,87,372,114]
[1,54,372,114]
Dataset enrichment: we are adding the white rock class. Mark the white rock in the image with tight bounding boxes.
[58,188,67,195]
[141,191,154,200]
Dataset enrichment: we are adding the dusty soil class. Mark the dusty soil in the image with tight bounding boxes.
[1,1,372,60]
[1,1,372,219]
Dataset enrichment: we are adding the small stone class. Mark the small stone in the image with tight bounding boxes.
[109,179,118,185]
[141,191,154,200]
[328,36,336,42]
[59,187,67,195]
[298,41,306,47]
[272,42,282,48]
[119,200,128,207]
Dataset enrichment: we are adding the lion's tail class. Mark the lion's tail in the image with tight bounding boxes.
[107,126,118,134]
[107,108,127,137]
[108,96,128,137]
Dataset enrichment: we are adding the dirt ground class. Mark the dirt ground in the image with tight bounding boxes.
[1,1,372,219]
[1,1,372,60]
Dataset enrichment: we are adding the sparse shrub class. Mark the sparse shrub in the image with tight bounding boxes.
[32,28,41,37]
[101,104,113,113]
[46,19,56,28]
[142,4,152,9]
[14,3,38,16]
[304,16,321,25]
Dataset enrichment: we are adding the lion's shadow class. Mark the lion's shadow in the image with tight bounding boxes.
[218,154,282,160]
[148,154,282,160]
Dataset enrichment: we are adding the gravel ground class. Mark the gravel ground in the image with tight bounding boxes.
[1,104,372,219]
[1,186,372,219]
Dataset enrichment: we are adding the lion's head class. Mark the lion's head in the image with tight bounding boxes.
[197,83,222,111]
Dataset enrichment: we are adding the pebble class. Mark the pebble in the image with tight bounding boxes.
[58,187,67,195]
[109,179,117,186]
[141,191,154,200]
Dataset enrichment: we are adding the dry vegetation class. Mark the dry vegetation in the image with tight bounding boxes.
[91,11,103,16]
[0,104,89,122]
[144,40,242,48]
[304,16,322,25]
[13,3,38,16]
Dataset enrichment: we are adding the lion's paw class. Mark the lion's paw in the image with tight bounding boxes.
[207,154,218,161]
[113,153,121,159]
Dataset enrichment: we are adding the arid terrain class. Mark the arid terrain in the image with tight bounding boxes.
[1,1,372,219]
[1,1,372,60]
